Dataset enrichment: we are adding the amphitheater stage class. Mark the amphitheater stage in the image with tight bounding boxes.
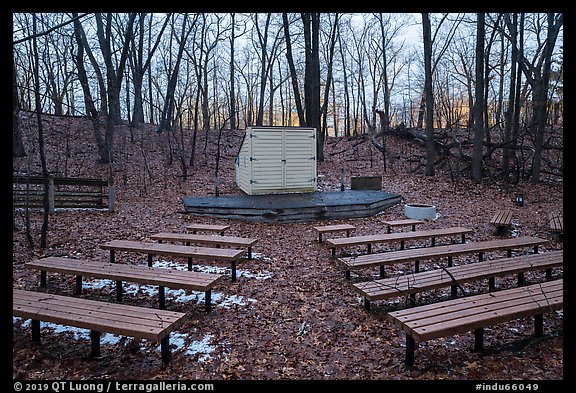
[182,189,402,223]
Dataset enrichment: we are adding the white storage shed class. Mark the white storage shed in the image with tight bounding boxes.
[235,126,317,195]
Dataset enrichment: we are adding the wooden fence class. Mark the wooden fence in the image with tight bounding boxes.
[13,175,115,212]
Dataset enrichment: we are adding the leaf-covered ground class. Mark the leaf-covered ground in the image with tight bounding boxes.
[12,115,564,382]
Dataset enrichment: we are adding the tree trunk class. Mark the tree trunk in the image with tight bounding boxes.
[422,13,435,176]
[471,13,485,181]
[13,59,26,157]
[282,13,305,126]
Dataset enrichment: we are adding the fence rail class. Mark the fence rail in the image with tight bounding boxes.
[13,175,115,212]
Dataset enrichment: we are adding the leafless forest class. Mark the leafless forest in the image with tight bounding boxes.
[12,12,564,383]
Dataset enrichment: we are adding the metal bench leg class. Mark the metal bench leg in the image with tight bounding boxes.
[110,250,115,264]
[488,277,495,291]
[159,286,165,309]
[75,275,83,295]
[90,330,101,357]
[400,240,405,250]
[474,327,484,351]
[533,245,539,254]
[431,237,436,247]
[188,258,193,271]
[545,268,552,280]
[331,247,336,257]
[379,265,386,278]
[345,270,351,280]
[31,320,41,343]
[116,281,123,302]
[367,244,372,254]
[363,298,371,310]
[147,254,153,268]
[40,271,47,288]
[448,256,453,267]
[534,314,544,337]
[479,252,484,262]
[318,233,323,243]
[414,260,420,273]
[451,285,458,297]
[205,290,212,312]
[405,334,415,366]
[248,247,252,260]
[461,234,466,243]
[161,336,171,364]
[409,293,416,305]
[517,272,525,287]
[231,260,237,282]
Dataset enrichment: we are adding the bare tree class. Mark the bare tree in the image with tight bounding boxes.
[422,13,435,176]
[471,13,485,181]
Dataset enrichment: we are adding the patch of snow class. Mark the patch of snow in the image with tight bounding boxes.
[159,332,220,362]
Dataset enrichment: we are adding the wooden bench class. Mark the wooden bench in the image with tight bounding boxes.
[385,279,563,365]
[313,224,356,243]
[150,232,257,259]
[353,250,563,309]
[490,210,514,233]
[549,212,563,233]
[100,240,244,281]
[13,289,187,364]
[382,219,423,233]
[338,236,548,280]
[185,224,230,236]
[326,226,473,256]
[26,257,224,312]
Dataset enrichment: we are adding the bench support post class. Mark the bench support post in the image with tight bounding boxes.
[431,237,436,247]
[248,247,253,260]
[345,270,351,280]
[75,275,82,295]
[110,250,115,264]
[31,320,41,343]
[488,277,496,291]
[405,334,415,366]
[461,234,466,243]
[414,260,420,273]
[231,261,237,282]
[205,290,212,312]
[533,245,539,254]
[534,314,544,337]
[379,265,385,279]
[517,272,525,287]
[318,233,323,243]
[367,244,372,254]
[363,298,370,310]
[474,327,484,351]
[409,293,416,305]
[40,271,47,288]
[545,268,552,280]
[159,286,166,309]
[400,240,405,250]
[451,285,458,297]
[447,256,453,267]
[90,330,101,357]
[147,254,153,268]
[116,281,123,302]
[161,336,171,364]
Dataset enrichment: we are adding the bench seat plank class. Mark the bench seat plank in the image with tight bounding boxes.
[313,224,356,243]
[100,240,244,281]
[386,279,563,342]
[385,279,563,365]
[13,289,187,363]
[13,289,186,345]
[382,219,423,233]
[549,213,563,232]
[326,226,473,256]
[150,232,257,259]
[338,236,548,279]
[26,257,223,311]
[490,210,513,226]
[353,250,563,305]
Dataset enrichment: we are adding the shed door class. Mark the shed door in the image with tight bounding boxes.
[251,130,284,190]
[284,128,316,189]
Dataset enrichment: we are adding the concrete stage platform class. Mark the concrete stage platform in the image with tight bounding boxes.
[182,190,402,223]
